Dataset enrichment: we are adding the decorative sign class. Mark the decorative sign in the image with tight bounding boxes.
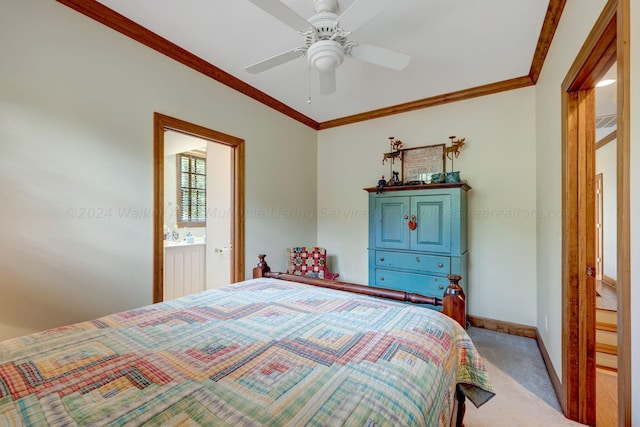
[401,144,445,183]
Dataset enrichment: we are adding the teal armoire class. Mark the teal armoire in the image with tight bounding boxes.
[365,182,470,306]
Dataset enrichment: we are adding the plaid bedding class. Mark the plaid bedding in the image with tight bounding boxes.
[0,278,493,426]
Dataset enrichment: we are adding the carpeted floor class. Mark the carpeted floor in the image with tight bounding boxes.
[464,327,586,427]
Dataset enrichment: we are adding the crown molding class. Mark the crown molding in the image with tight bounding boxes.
[56,0,564,130]
[318,75,534,129]
[529,0,567,83]
[56,0,320,130]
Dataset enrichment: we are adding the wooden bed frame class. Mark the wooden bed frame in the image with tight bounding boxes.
[252,254,468,427]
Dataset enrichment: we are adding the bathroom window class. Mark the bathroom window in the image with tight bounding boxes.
[177,152,206,227]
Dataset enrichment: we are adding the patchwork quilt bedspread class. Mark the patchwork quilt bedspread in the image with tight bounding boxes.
[0,278,493,426]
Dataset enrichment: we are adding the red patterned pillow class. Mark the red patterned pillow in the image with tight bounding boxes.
[288,247,327,279]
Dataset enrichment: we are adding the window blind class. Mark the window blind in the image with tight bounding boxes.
[177,152,206,227]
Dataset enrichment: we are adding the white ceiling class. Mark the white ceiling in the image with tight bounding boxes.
[95,0,550,123]
[165,130,207,156]
[596,62,617,116]
[595,61,617,139]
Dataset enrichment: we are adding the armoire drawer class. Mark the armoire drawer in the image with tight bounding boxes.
[374,269,450,297]
[375,251,450,275]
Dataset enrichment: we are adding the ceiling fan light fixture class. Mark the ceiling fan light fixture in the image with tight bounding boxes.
[596,78,616,87]
[307,40,344,72]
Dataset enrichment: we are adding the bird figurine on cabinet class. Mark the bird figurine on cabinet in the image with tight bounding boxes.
[376,175,387,193]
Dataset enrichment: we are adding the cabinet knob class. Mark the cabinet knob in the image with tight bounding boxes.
[379,257,385,261]
[404,215,408,220]
[416,257,420,262]
[379,276,384,281]
[439,285,444,290]
[438,263,443,268]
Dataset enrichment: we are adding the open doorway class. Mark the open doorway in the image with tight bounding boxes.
[594,61,618,426]
[163,131,209,299]
[153,113,245,303]
[560,0,630,425]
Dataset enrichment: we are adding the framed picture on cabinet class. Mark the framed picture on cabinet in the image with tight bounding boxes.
[401,144,445,182]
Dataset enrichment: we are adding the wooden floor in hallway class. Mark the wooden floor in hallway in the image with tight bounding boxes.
[595,280,617,310]
[595,280,618,427]
[596,368,618,427]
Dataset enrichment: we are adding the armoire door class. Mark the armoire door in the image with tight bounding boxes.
[410,194,452,253]
[374,196,410,250]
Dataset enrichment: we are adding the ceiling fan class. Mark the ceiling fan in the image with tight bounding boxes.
[245,0,411,95]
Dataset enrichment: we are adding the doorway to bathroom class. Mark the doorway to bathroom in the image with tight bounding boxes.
[153,113,245,303]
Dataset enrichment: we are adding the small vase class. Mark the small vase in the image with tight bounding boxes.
[446,171,461,183]
[431,173,446,183]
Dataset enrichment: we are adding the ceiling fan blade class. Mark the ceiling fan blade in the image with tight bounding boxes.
[245,48,305,74]
[337,0,394,32]
[247,0,311,32]
[348,43,411,71]
[318,69,336,95]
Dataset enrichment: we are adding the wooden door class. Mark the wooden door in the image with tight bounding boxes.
[411,194,452,253]
[375,196,411,250]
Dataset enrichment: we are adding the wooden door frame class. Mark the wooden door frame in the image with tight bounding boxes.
[153,113,245,303]
[561,0,630,424]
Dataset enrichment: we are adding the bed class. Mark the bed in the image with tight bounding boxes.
[0,255,493,426]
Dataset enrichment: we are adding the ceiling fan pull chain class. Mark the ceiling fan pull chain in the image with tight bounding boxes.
[307,62,312,104]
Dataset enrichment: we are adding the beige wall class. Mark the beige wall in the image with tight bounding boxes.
[318,87,538,326]
[595,140,617,279]
[0,0,317,341]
